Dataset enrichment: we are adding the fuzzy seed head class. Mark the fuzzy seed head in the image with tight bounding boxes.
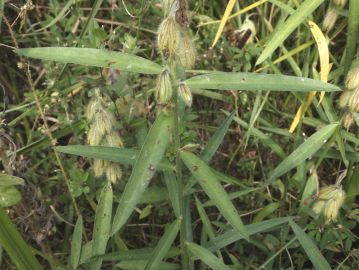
[157,15,180,58]
[343,113,353,129]
[106,163,122,183]
[338,90,351,108]
[333,0,347,7]
[345,67,359,90]
[318,185,338,200]
[155,69,173,104]
[93,159,105,177]
[106,131,124,148]
[175,32,196,69]
[312,200,325,215]
[323,9,337,32]
[161,0,175,16]
[179,83,193,107]
[349,87,359,112]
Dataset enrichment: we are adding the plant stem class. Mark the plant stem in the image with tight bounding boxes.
[172,64,190,270]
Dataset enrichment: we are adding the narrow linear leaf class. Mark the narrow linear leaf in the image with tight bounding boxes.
[91,183,113,270]
[345,166,359,209]
[15,47,162,74]
[252,202,280,223]
[186,242,231,270]
[144,219,181,270]
[70,216,83,270]
[185,72,340,92]
[266,124,338,184]
[180,151,248,239]
[56,145,173,171]
[206,217,290,252]
[201,110,235,163]
[256,0,325,65]
[111,112,174,235]
[211,0,236,47]
[164,172,180,218]
[0,206,43,270]
[289,220,331,270]
[344,0,359,74]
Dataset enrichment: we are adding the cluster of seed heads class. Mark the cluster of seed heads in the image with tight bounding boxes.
[86,89,123,183]
[155,0,195,105]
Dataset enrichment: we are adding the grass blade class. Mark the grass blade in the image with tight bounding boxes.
[266,124,338,184]
[164,172,180,218]
[180,151,248,240]
[289,220,331,270]
[56,145,173,171]
[70,216,83,270]
[252,202,280,223]
[0,206,43,270]
[184,72,340,92]
[144,219,181,270]
[15,47,162,74]
[344,0,359,74]
[256,0,325,65]
[111,112,174,235]
[186,242,231,270]
[91,183,113,270]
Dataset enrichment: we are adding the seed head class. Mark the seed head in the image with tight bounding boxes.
[106,163,122,183]
[236,17,257,45]
[349,87,359,112]
[333,0,347,7]
[155,69,173,104]
[161,0,175,16]
[345,67,359,90]
[343,112,353,129]
[157,15,180,58]
[93,159,105,177]
[175,32,196,69]
[178,83,193,107]
[338,90,351,108]
[323,9,337,32]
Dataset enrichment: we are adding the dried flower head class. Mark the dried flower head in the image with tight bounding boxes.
[312,185,346,222]
[155,68,173,104]
[175,32,196,69]
[345,67,359,90]
[323,9,337,32]
[157,15,180,58]
[178,83,193,107]
[349,87,359,112]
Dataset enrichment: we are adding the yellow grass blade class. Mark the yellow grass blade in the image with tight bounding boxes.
[211,0,236,48]
[289,21,330,133]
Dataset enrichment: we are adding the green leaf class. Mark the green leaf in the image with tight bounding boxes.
[186,242,231,270]
[144,219,181,270]
[344,0,359,74]
[266,124,338,184]
[0,206,43,270]
[256,0,325,65]
[15,47,162,74]
[56,145,173,171]
[111,112,174,235]
[164,172,180,218]
[0,174,24,186]
[300,173,318,210]
[70,216,83,270]
[0,186,22,207]
[180,151,248,240]
[117,260,179,270]
[206,217,290,252]
[345,166,359,209]
[252,202,280,223]
[289,220,331,270]
[184,72,340,92]
[91,183,113,270]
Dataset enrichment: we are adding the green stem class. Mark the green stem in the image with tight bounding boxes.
[171,62,190,270]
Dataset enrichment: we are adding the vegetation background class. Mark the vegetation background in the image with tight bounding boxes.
[0,0,358,269]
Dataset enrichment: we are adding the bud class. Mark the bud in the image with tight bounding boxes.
[333,0,347,7]
[349,87,359,112]
[106,163,122,184]
[175,31,196,69]
[338,90,351,108]
[178,83,193,106]
[157,15,180,58]
[345,67,359,90]
[343,112,353,129]
[322,9,337,32]
[155,68,173,104]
